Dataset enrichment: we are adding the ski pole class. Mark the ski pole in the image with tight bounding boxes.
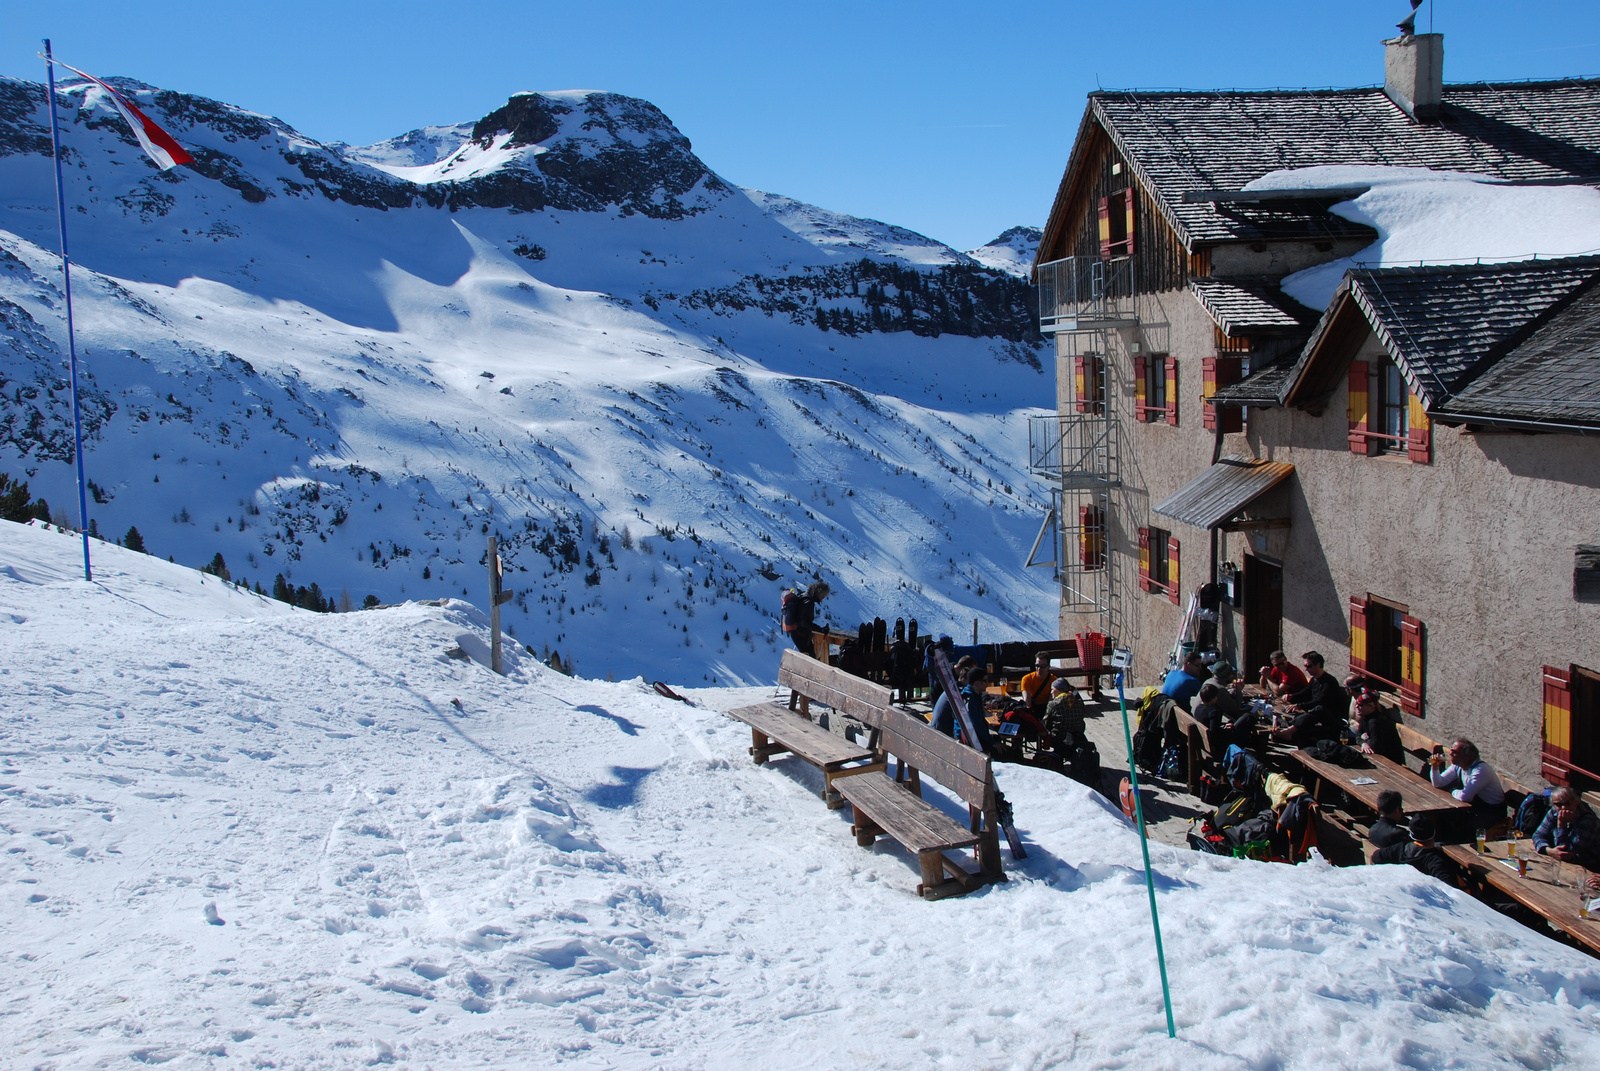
[1115,669,1176,1039]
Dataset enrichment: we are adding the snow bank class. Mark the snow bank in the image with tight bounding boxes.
[4,520,1599,1068]
[1254,166,1600,309]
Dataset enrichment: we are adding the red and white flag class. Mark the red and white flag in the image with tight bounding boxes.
[53,60,193,170]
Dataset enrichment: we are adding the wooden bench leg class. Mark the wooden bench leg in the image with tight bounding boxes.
[749,729,791,764]
[850,805,882,848]
[917,852,945,898]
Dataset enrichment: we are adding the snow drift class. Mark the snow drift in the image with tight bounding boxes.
[3,520,1598,1069]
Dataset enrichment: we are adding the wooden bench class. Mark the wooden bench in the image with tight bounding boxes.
[725,649,890,809]
[1170,707,1217,796]
[835,705,1005,900]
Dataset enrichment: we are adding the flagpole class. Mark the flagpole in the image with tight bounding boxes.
[41,39,93,582]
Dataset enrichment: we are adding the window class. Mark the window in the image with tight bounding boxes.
[1376,360,1409,454]
[1347,359,1431,462]
[1350,594,1423,715]
[1576,545,1600,603]
[1079,505,1106,570]
[1098,188,1135,257]
[1202,357,1243,433]
[1543,663,1600,788]
[1134,354,1177,425]
[1139,527,1180,604]
[1073,354,1105,414]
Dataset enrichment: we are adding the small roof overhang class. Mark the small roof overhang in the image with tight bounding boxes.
[1152,456,1296,530]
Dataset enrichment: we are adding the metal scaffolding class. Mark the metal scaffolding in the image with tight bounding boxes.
[1030,255,1136,644]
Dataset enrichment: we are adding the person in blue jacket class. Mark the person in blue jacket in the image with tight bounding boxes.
[931,666,993,752]
[1533,787,1600,869]
[1160,651,1208,712]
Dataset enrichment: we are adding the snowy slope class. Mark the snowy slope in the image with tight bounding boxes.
[3,521,1598,1069]
[0,78,1053,685]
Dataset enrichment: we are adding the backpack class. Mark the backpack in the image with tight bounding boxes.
[1276,795,1317,860]
[1223,744,1263,790]
[780,589,802,632]
[1131,691,1176,774]
[1304,738,1367,768]
[1515,789,1553,836]
[1158,744,1187,781]
[1068,740,1101,789]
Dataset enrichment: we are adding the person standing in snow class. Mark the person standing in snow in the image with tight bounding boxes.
[781,580,830,656]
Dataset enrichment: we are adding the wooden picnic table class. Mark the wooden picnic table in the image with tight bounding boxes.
[1289,748,1469,817]
[1443,840,1600,957]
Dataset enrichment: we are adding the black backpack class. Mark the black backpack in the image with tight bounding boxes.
[1068,741,1101,789]
[1515,789,1553,836]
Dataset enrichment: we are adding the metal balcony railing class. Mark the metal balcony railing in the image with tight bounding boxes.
[1036,255,1137,333]
[1028,413,1121,490]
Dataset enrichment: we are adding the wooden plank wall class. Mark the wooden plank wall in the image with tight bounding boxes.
[1058,132,1189,296]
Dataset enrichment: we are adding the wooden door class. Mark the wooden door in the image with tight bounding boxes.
[1242,555,1283,677]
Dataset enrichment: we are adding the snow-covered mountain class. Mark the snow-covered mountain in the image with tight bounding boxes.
[966,225,1042,278]
[0,77,1054,683]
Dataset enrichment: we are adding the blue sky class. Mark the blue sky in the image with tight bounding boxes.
[7,1,1599,251]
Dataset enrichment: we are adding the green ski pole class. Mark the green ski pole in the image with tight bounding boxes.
[1115,666,1177,1039]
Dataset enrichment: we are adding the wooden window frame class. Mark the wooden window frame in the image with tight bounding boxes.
[1073,354,1106,415]
[1098,188,1136,258]
[1348,358,1431,463]
[1350,593,1424,716]
[1139,525,1178,600]
[1543,664,1600,787]
[1134,354,1175,424]
[1202,356,1243,433]
[1079,505,1106,570]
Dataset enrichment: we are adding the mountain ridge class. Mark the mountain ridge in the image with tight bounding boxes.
[0,75,1055,683]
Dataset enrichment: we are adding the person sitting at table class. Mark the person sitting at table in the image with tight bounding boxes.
[931,666,993,752]
[1019,653,1056,717]
[1371,814,1457,884]
[1160,651,1209,712]
[1042,678,1087,751]
[1532,787,1600,869]
[1258,650,1307,699]
[1344,689,1405,764]
[1428,737,1507,830]
[1367,789,1411,849]
[1269,652,1344,744]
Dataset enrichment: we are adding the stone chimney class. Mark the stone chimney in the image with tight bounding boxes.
[1383,33,1444,121]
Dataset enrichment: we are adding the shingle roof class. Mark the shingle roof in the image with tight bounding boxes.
[1153,456,1296,530]
[1279,255,1600,426]
[1189,277,1319,336]
[1444,279,1600,426]
[1211,358,1297,406]
[1090,80,1600,248]
[1342,258,1600,405]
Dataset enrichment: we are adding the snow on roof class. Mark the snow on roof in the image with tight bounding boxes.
[1264,166,1600,309]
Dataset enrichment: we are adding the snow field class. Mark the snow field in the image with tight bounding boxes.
[3,521,1599,1069]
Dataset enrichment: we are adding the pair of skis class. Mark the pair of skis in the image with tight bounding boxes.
[929,649,1025,859]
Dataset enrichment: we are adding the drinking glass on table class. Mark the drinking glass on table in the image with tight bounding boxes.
[1475,828,1487,853]
[1581,871,1593,919]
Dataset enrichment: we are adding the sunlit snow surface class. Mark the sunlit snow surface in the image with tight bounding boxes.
[1252,166,1600,309]
[3,521,1598,1069]
[0,78,1056,686]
